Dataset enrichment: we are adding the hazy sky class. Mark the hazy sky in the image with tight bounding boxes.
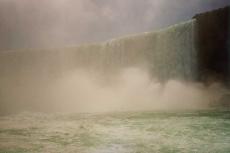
[0,0,229,50]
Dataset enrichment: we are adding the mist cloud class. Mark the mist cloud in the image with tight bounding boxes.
[4,68,227,113]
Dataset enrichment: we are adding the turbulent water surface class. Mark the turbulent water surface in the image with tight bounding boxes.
[0,110,230,153]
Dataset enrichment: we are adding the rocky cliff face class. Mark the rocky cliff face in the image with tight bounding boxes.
[193,6,230,84]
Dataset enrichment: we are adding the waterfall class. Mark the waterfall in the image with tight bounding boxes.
[0,19,198,83]
[0,18,199,113]
[64,19,198,82]
[151,19,198,81]
[0,7,229,114]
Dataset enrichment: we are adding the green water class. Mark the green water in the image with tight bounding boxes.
[0,110,230,153]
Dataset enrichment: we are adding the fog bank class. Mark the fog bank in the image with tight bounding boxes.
[0,67,227,114]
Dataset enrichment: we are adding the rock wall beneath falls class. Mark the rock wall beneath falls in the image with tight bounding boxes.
[194,6,230,84]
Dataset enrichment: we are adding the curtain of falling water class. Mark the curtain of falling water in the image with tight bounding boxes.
[0,19,198,114]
